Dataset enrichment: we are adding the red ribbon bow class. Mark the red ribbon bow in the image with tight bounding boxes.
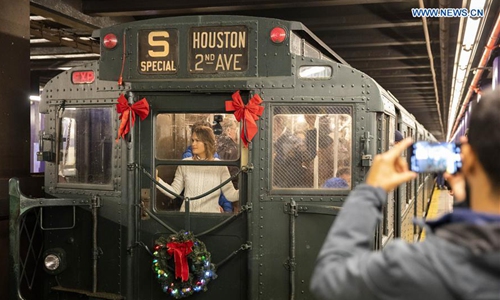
[116,94,150,141]
[225,91,264,147]
[167,241,194,282]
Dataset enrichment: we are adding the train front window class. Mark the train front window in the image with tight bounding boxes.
[57,107,113,185]
[155,113,240,161]
[272,107,352,190]
[155,113,240,213]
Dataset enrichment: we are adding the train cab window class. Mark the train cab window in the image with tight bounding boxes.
[155,113,240,161]
[290,32,302,55]
[272,107,352,190]
[57,107,113,185]
[290,32,334,62]
[303,41,321,59]
[155,113,240,213]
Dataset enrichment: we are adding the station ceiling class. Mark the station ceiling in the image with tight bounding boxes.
[29,0,500,141]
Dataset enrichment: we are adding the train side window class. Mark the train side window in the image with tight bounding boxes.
[272,106,352,190]
[57,107,113,185]
[303,41,321,59]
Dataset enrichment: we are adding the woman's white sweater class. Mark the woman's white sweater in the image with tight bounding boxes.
[157,157,239,213]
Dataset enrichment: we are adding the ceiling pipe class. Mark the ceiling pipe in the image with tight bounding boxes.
[439,0,450,127]
[419,0,445,138]
[450,14,500,138]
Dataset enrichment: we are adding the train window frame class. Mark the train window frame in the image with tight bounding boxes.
[269,105,353,195]
[154,112,242,214]
[147,91,250,217]
[54,105,116,191]
[382,115,396,241]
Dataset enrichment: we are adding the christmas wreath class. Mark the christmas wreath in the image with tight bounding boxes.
[152,230,217,299]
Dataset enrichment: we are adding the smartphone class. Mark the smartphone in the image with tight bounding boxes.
[408,141,462,174]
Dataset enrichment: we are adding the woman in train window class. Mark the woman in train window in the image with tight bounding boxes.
[156,125,239,213]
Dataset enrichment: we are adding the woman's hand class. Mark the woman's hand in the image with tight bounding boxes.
[366,137,417,192]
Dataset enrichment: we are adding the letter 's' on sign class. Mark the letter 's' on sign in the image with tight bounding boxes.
[138,29,179,74]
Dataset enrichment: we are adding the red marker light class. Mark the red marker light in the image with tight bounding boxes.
[103,33,118,49]
[71,71,95,84]
[270,27,287,43]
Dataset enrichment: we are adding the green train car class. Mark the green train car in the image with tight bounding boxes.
[10,15,436,300]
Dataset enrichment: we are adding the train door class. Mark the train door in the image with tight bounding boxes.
[137,92,249,299]
[395,114,404,238]
[380,114,396,246]
[249,104,353,299]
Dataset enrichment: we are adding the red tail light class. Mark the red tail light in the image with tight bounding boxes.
[103,33,118,49]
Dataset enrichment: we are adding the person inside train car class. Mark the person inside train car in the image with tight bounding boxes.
[321,167,350,189]
[273,115,317,188]
[157,125,239,213]
[310,88,500,300]
[181,120,233,213]
[216,116,240,212]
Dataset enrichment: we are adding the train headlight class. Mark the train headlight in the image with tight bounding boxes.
[44,254,60,271]
[43,248,67,275]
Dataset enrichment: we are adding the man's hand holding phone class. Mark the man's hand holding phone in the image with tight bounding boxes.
[366,137,417,192]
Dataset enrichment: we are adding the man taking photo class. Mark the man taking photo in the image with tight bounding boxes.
[310,89,500,300]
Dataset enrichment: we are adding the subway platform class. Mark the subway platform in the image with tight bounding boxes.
[420,186,454,240]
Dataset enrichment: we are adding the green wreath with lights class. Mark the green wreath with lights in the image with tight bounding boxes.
[152,230,217,299]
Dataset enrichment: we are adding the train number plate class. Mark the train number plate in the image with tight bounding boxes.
[138,29,179,74]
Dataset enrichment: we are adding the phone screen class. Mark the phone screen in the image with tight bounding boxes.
[408,142,462,173]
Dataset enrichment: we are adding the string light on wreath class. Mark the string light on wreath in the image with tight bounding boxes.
[152,231,217,299]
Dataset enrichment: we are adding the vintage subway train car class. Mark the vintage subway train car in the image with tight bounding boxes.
[10,15,436,300]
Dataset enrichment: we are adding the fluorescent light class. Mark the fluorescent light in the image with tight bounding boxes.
[458,50,472,69]
[469,0,486,11]
[61,37,74,42]
[30,53,100,60]
[30,16,47,21]
[30,38,51,44]
[446,0,487,140]
[30,95,41,101]
[462,18,481,49]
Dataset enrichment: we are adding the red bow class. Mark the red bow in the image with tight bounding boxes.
[225,91,264,147]
[167,241,194,282]
[116,94,150,141]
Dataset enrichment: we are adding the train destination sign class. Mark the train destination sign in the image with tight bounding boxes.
[138,29,179,74]
[189,26,248,74]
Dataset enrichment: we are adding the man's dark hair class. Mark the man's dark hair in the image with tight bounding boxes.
[468,88,500,190]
